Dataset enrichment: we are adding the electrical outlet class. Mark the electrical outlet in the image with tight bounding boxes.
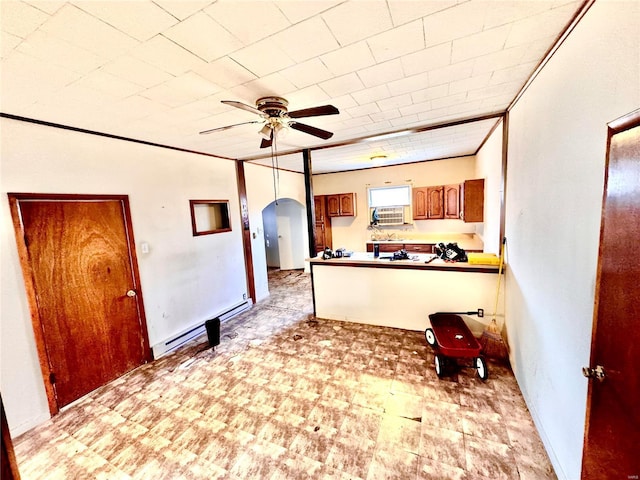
[243,293,247,300]
[478,308,484,317]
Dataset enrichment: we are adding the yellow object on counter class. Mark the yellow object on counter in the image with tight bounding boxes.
[467,253,501,265]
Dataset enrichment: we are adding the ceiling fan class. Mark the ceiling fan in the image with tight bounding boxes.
[199,96,339,148]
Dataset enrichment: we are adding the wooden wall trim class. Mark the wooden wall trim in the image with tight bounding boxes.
[235,161,256,303]
[303,149,316,258]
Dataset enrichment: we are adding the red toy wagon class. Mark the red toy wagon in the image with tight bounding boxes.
[424,312,488,381]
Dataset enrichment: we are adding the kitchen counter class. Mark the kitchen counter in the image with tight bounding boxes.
[310,252,500,273]
[309,252,503,332]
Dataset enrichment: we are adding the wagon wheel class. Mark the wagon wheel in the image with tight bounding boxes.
[435,354,447,378]
[475,356,488,381]
[425,328,437,347]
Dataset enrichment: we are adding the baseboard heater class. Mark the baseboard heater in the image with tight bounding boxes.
[151,300,252,358]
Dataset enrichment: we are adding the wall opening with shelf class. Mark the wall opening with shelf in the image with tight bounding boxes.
[190,200,231,236]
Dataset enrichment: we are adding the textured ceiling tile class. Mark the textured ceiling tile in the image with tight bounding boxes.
[320,41,376,77]
[40,4,138,58]
[229,72,298,101]
[70,70,143,100]
[428,59,474,87]
[132,35,206,75]
[1,31,22,58]
[23,1,66,15]
[272,17,340,63]
[400,42,451,77]
[506,3,579,47]
[281,58,334,89]
[72,0,178,41]
[322,1,393,46]
[357,58,404,88]
[16,29,104,74]
[152,0,211,20]
[345,102,380,118]
[229,38,296,77]
[410,84,449,103]
[423,1,487,47]
[283,85,333,109]
[163,12,243,62]
[489,62,538,86]
[472,45,527,75]
[0,1,49,38]
[102,55,173,88]
[449,73,492,95]
[483,1,560,29]
[387,71,430,96]
[351,84,391,105]
[275,0,341,24]
[204,0,291,45]
[369,109,402,122]
[194,57,257,90]
[319,72,365,97]
[367,19,424,63]
[387,0,456,27]
[376,93,413,111]
[452,24,511,64]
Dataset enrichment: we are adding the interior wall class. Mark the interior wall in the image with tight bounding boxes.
[475,120,503,255]
[312,156,477,252]
[243,162,307,301]
[504,2,639,479]
[0,118,247,436]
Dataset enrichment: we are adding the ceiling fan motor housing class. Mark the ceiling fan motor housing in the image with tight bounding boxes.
[256,97,289,117]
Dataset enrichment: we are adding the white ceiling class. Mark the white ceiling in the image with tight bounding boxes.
[0,0,585,174]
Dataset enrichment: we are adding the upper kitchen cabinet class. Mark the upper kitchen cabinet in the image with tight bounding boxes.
[327,193,356,217]
[413,186,444,219]
[444,184,460,219]
[461,179,484,222]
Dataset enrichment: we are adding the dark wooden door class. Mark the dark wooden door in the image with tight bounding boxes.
[13,196,150,411]
[581,113,640,479]
[462,179,484,222]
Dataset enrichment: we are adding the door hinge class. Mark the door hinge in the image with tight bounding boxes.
[49,372,56,384]
[582,365,606,381]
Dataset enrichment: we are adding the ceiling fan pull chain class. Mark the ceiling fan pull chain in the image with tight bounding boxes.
[271,138,278,206]
[274,131,280,198]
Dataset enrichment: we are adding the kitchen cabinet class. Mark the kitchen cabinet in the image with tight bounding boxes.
[444,184,460,219]
[427,186,444,219]
[461,179,484,223]
[327,193,356,217]
[413,186,444,220]
[403,243,435,253]
[314,196,332,253]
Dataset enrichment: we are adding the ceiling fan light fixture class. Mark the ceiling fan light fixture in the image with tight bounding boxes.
[259,124,272,139]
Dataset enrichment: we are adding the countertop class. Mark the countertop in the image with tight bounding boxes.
[309,252,501,273]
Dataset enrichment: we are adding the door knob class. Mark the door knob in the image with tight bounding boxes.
[126,290,136,297]
[582,365,606,381]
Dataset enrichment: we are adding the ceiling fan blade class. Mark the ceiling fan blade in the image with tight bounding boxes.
[260,130,273,149]
[289,122,334,140]
[199,120,261,135]
[221,100,263,116]
[288,105,339,119]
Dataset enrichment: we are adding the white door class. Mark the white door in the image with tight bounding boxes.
[276,199,306,270]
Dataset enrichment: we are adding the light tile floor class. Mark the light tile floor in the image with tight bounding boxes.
[14,269,556,479]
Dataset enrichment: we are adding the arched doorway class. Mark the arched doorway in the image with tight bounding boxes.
[262,198,307,270]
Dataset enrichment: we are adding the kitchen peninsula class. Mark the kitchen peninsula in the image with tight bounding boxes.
[309,252,503,334]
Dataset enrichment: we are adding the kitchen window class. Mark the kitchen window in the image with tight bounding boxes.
[368,185,412,226]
